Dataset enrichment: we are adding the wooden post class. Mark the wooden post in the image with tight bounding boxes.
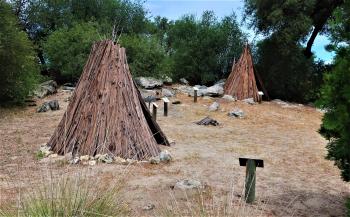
[162,97,169,117]
[239,158,264,204]
[258,91,264,104]
[152,103,158,121]
[245,159,256,203]
[193,87,199,103]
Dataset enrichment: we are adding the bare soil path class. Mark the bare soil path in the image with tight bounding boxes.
[0,89,349,216]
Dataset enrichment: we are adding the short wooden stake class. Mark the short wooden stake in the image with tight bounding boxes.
[162,97,169,117]
[258,91,264,104]
[152,103,158,121]
[245,159,256,203]
[239,158,264,204]
[193,87,199,103]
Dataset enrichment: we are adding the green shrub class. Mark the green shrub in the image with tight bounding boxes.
[120,34,173,78]
[43,22,101,82]
[0,1,40,105]
[318,46,350,181]
[346,197,350,217]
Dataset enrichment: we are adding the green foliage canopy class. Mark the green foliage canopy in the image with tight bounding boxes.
[43,22,101,81]
[318,1,350,182]
[168,12,245,84]
[120,34,173,78]
[0,0,39,105]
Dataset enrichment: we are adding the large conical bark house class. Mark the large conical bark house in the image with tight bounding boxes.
[224,44,268,101]
[47,40,169,160]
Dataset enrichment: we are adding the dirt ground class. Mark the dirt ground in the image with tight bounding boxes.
[0,88,349,217]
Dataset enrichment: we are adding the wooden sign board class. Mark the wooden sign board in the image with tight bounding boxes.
[193,87,199,91]
[162,97,170,103]
[258,91,264,96]
[239,158,264,168]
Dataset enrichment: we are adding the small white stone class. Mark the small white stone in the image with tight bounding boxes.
[88,160,96,166]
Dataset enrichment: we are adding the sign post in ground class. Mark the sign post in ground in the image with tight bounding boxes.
[239,158,264,203]
[163,97,169,116]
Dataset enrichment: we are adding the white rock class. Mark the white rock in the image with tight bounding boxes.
[228,108,245,118]
[149,156,160,164]
[162,88,174,97]
[222,95,235,102]
[33,80,58,98]
[143,203,155,211]
[159,150,172,162]
[114,157,127,164]
[242,98,255,105]
[49,153,58,158]
[209,102,220,112]
[175,179,203,190]
[80,155,90,161]
[95,154,113,164]
[69,156,80,164]
[205,85,224,97]
[39,144,53,157]
[135,77,163,89]
[179,78,189,85]
[88,160,96,166]
[126,159,137,164]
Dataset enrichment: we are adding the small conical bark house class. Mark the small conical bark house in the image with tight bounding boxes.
[47,40,169,160]
[224,44,267,101]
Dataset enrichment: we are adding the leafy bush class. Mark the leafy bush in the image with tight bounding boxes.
[121,34,173,78]
[0,1,40,105]
[43,22,101,82]
[318,46,350,181]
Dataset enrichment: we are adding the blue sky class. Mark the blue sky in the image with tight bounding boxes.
[145,0,334,63]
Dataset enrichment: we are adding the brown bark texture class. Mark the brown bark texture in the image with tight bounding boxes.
[224,44,266,102]
[47,40,169,160]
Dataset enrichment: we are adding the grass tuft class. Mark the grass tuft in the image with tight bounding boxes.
[0,173,129,217]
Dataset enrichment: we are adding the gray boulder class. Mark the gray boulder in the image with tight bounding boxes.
[228,108,245,118]
[179,78,189,85]
[37,102,50,113]
[95,154,113,164]
[175,179,203,190]
[34,80,58,98]
[159,150,172,162]
[222,95,235,101]
[208,102,220,112]
[243,98,255,105]
[48,100,59,110]
[140,89,159,98]
[205,84,224,97]
[174,85,192,95]
[149,156,160,164]
[37,100,59,112]
[135,77,163,89]
[162,88,175,97]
